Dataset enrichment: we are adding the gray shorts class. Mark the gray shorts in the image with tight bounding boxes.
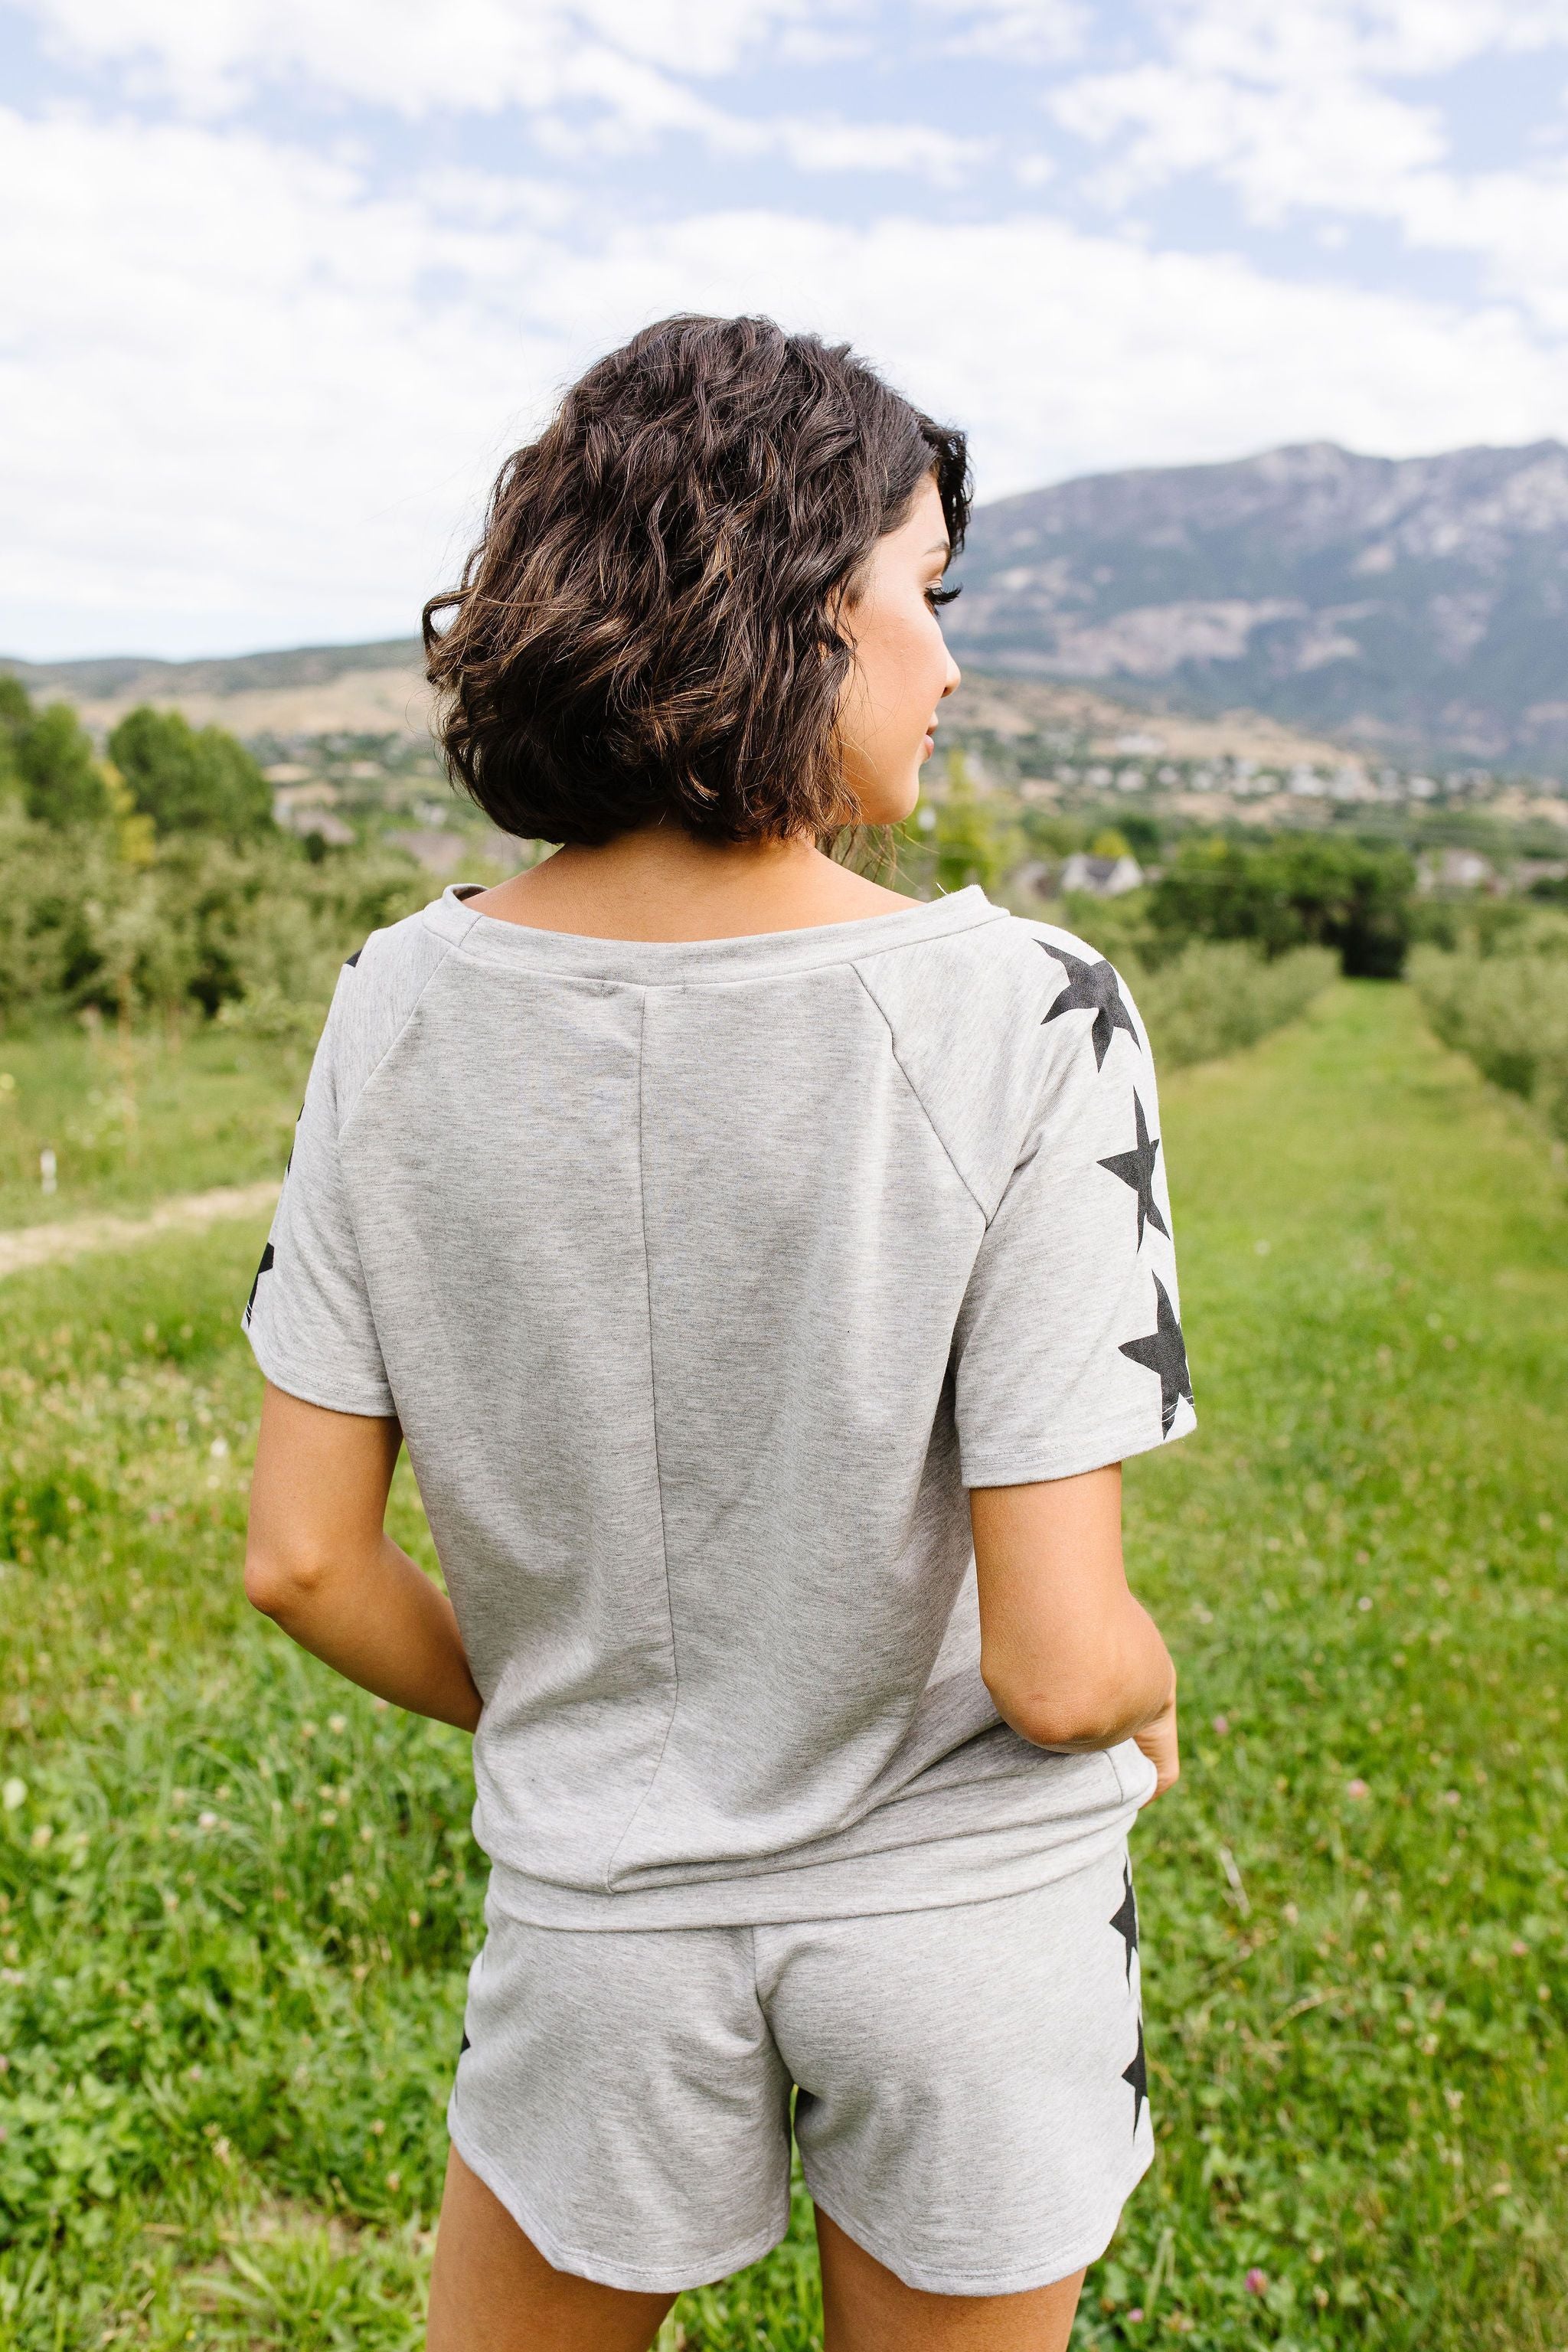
[447,1840,1153,2297]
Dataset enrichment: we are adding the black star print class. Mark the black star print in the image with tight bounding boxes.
[1119,1275,1194,1439]
[1039,944,1139,1071]
[1098,1095,1169,1250]
[1109,1861,1139,1984]
[244,1240,274,1325]
[344,947,362,968]
[1122,2017,1148,2135]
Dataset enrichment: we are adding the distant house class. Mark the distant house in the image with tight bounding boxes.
[1060,851,1145,898]
[1418,847,1496,893]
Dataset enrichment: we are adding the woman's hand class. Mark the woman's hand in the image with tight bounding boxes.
[1132,1677,1180,1803]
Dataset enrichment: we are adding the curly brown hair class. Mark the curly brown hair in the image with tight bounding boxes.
[422,314,969,847]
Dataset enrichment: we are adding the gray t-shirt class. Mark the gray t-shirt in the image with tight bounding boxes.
[244,882,1194,1928]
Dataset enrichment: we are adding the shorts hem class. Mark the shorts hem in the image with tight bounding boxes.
[446,2102,791,2295]
[802,2142,1154,2298]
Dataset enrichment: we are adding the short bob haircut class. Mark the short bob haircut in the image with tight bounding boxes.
[423,314,970,847]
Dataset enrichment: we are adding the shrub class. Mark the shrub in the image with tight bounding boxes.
[0,812,431,1032]
[1411,913,1568,1138]
[1125,941,1337,1071]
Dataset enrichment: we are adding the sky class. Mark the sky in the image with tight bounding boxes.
[6,0,1568,661]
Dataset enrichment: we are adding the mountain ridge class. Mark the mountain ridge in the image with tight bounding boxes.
[945,436,1568,766]
[11,434,1568,768]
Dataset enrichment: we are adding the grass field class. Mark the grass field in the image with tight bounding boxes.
[0,1023,303,1231]
[1,982,1564,2349]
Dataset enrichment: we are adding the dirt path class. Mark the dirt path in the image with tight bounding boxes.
[0,1179,278,1281]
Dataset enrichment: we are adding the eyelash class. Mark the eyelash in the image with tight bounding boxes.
[926,583,961,609]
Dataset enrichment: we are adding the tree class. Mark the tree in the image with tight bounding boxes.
[0,673,31,740]
[1148,835,1414,978]
[932,752,1021,896]
[17,702,113,827]
[108,705,273,841]
[0,675,29,807]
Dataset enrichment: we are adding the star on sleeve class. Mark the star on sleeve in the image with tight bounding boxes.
[1118,1273,1194,1439]
[1039,942,1139,1070]
[1097,1094,1169,1249]
[243,1239,275,1328]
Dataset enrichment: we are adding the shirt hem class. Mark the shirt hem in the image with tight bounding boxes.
[482,1805,1145,1932]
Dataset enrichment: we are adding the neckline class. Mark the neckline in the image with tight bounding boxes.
[423,880,1008,983]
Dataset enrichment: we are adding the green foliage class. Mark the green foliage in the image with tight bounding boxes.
[1149,838,1416,978]
[108,706,274,842]
[1411,911,1568,1139]
[15,704,112,829]
[0,678,31,806]
[1021,808,1089,859]
[0,989,1563,2345]
[931,754,1022,896]
[0,811,428,1033]
[1116,812,1163,861]
[1128,944,1337,1073]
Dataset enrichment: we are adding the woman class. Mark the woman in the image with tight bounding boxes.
[242,314,1191,2352]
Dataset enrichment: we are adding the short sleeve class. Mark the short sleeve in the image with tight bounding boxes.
[952,949,1195,1487]
[241,970,397,1419]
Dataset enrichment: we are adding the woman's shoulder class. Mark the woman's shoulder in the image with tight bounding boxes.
[323,898,465,1106]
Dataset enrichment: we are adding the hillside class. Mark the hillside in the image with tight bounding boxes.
[3,639,431,743]
[946,439,1568,766]
[1,639,1352,776]
[13,433,1568,772]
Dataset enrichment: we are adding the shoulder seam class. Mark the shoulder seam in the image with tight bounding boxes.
[846,902,1009,968]
[850,964,988,1223]
[335,925,466,1144]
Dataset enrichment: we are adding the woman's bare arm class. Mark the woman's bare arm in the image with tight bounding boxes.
[972,1464,1178,1797]
[243,1380,482,1733]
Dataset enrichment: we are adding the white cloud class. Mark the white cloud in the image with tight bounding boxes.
[20,0,812,109]
[1048,0,1568,327]
[770,115,990,181]
[15,0,983,178]
[8,106,1568,658]
[1053,57,1448,224]
[918,0,1086,64]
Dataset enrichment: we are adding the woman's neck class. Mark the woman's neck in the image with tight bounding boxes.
[468,824,920,942]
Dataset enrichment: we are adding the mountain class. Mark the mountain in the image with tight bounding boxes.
[945,439,1568,766]
[13,436,1568,769]
[5,638,419,702]
[3,639,430,743]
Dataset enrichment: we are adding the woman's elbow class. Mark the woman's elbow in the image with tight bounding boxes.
[982,1666,1123,1753]
[243,1537,332,1621]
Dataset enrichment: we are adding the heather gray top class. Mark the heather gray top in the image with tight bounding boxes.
[243,882,1194,1927]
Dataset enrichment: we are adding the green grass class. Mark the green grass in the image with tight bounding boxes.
[0,1021,305,1229]
[0,983,1563,2347]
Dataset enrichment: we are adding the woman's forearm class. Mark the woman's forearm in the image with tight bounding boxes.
[245,1532,484,1732]
[972,1468,1177,1753]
